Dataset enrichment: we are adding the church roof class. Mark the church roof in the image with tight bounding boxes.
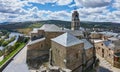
[28,38,45,45]
[81,39,93,49]
[51,32,83,47]
[66,30,84,36]
[39,24,62,32]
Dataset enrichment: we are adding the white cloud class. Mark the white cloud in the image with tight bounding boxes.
[0,0,120,23]
[0,6,71,22]
[47,10,71,20]
[75,6,120,23]
[24,0,73,6]
[0,0,26,13]
[112,0,120,10]
[26,0,57,4]
[69,4,76,8]
[56,0,72,5]
[77,7,107,16]
[74,0,112,7]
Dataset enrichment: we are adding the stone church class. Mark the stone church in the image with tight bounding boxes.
[27,10,96,72]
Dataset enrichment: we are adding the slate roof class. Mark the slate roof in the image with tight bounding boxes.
[66,30,84,36]
[51,32,83,47]
[39,24,62,32]
[99,31,118,37]
[28,38,45,45]
[108,37,119,41]
[81,39,93,49]
[103,41,115,50]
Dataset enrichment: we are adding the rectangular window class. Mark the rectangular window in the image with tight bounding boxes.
[76,53,79,59]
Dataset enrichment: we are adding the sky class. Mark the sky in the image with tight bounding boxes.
[0,0,120,23]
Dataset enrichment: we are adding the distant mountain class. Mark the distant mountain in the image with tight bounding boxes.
[0,20,120,32]
[0,20,71,29]
[0,22,11,25]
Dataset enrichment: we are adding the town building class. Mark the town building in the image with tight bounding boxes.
[90,31,120,68]
[27,10,97,71]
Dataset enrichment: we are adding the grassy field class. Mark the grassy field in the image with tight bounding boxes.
[17,23,43,35]
[28,23,43,28]
[17,28,32,35]
[0,43,25,67]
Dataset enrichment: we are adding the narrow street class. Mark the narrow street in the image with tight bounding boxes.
[97,54,120,72]
[3,44,30,72]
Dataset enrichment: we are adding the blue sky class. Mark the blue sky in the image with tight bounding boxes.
[0,0,120,23]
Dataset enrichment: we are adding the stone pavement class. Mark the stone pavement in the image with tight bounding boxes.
[96,54,120,72]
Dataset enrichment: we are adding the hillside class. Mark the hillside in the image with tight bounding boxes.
[0,20,120,33]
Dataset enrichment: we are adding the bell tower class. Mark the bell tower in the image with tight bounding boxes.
[71,10,80,30]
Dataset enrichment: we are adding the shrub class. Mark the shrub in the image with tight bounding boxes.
[0,39,4,46]
[0,50,3,57]
[1,36,16,47]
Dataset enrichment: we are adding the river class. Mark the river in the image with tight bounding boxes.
[0,32,23,50]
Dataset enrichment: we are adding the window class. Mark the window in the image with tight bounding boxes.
[76,53,79,59]
[41,44,43,48]
[101,44,103,46]
[98,47,100,49]
[114,57,119,61]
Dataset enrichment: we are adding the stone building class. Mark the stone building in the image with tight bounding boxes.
[90,31,120,68]
[50,33,95,72]
[50,33,84,71]
[71,10,80,30]
[27,10,96,71]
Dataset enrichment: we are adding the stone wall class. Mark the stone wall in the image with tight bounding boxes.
[85,48,93,61]
[27,38,49,69]
[101,35,111,40]
[31,30,45,40]
[95,42,114,65]
[31,33,38,40]
[51,41,67,68]
[45,31,64,49]
[51,41,84,71]
[90,33,102,39]
[114,61,120,68]
[27,38,48,59]
[66,43,84,70]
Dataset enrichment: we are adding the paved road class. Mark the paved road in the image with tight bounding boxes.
[3,45,30,72]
